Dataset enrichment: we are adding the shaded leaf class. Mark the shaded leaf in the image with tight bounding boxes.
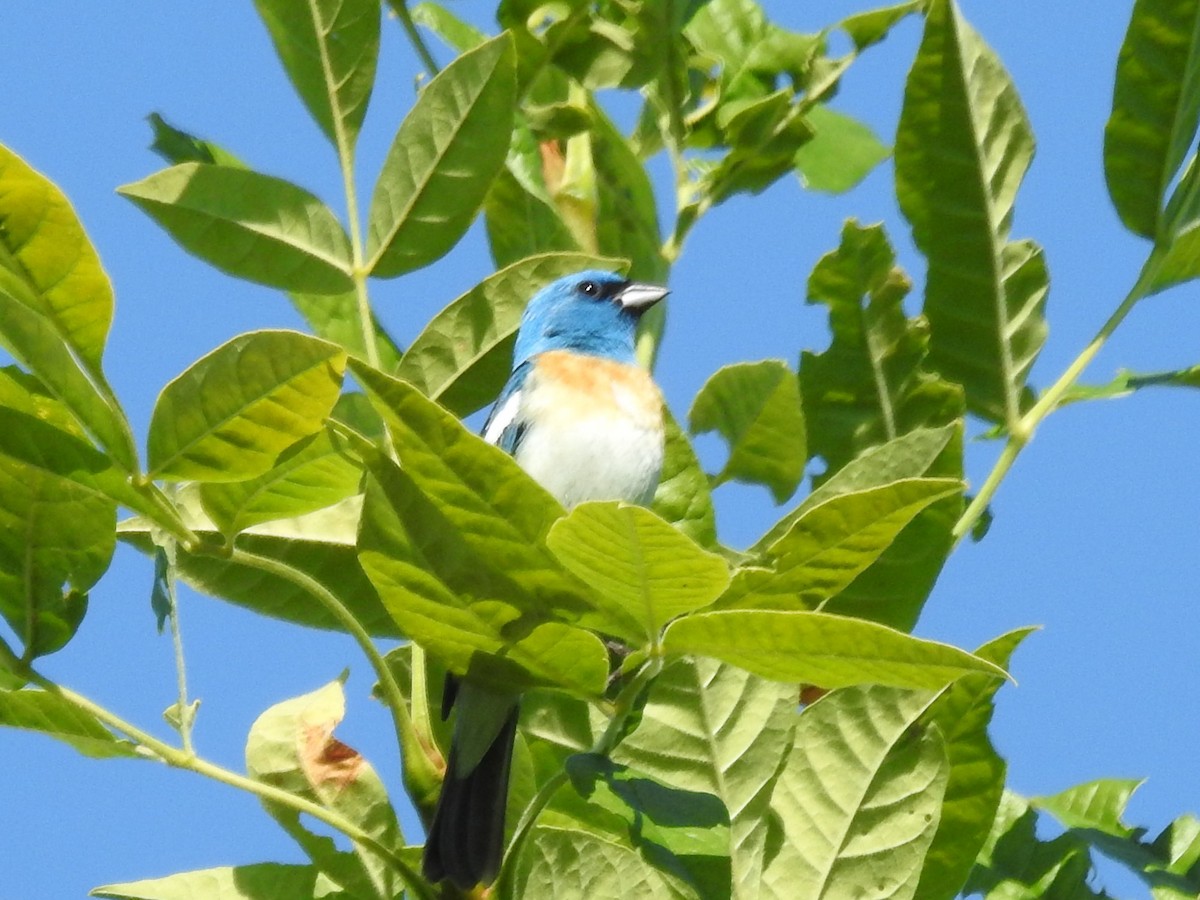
[119,163,354,294]
[651,410,719,549]
[547,501,729,645]
[895,0,1047,427]
[614,658,797,899]
[801,219,963,478]
[763,686,948,899]
[289,289,403,371]
[1059,364,1200,406]
[0,686,136,758]
[119,491,398,638]
[840,2,922,53]
[93,863,323,900]
[689,360,805,503]
[917,627,1036,900]
[246,678,404,898]
[253,0,380,150]
[395,251,623,416]
[793,105,889,194]
[358,452,608,695]
[198,429,363,536]
[965,791,1113,900]
[147,330,346,482]
[1104,0,1200,238]
[663,609,1007,689]
[148,113,244,167]
[514,825,697,898]
[366,33,517,277]
[0,143,137,469]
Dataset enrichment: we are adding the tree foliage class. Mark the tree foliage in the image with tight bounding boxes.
[2,0,1199,898]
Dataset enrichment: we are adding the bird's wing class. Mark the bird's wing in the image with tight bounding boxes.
[481,360,533,454]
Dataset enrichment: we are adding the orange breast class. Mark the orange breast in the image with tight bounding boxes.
[534,350,662,427]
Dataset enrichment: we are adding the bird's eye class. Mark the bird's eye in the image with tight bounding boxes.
[578,280,599,297]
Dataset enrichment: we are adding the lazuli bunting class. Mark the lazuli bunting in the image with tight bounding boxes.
[422,269,669,889]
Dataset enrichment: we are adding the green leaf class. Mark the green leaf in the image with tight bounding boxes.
[1034,779,1143,840]
[0,686,136,758]
[198,430,363,536]
[1060,365,1200,405]
[289,289,403,371]
[559,754,732,898]
[148,113,245,167]
[246,678,404,899]
[753,423,959,551]
[965,791,1112,900]
[0,435,114,657]
[651,411,719,549]
[0,143,137,470]
[485,165,582,267]
[663,609,1007,689]
[793,106,889,194]
[253,0,380,151]
[366,33,517,277]
[895,0,1048,427]
[762,685,949,900]
[917,627,1035,900]
[147,330,347,482]
[718,478,962,612]
[614,658,798,899]
[800,219,964,479]
[514,826,697,898]
[119,164,354,294]
[119,489,398,637]
[840,2,922,53]
[1104,0,1200,238]
[0,374,189,542]
[547,502,730,645]
[358,451,607,695]
[410,1,488,53]
[689,360,806,503]
[92,863,322,900]
[395,251,624,416]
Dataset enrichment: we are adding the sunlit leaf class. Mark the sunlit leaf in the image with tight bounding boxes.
[366,33,516,277]
[690,360,805,503]
[253,0,380,150]
[547,501,729,645]
[246,678,404,898]
[840,1,922,53]
[0,143,137,470]
[0,686,136,758]
[147,330,346,482]
[119,163,354,293]
[614,658,797,898]
[148,113,245,168]
[895,0,1047,427]
[289,290,403,371]
[762,685,948,900]
[663,609,1006,689]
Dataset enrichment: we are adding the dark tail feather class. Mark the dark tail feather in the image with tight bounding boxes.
[422,707,518,889]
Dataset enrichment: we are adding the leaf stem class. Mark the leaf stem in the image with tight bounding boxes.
[21,669,434,899]
[495,656,663,891]
[389,0,441,76]
[952,257,1158,543]
[226,548,441,794]
[163,541,195,755]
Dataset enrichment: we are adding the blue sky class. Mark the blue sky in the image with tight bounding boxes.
[3,2,1197,896]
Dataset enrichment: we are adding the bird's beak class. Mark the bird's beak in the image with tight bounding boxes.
[616,281,670,311]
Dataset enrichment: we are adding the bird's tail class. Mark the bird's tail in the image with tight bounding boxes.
[422,705,519,890]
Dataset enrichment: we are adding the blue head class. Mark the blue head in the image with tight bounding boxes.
[512,270,668,368]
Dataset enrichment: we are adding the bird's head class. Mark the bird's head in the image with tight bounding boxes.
[513,270,669,368]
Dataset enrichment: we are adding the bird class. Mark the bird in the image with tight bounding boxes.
[421,269,669,890]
